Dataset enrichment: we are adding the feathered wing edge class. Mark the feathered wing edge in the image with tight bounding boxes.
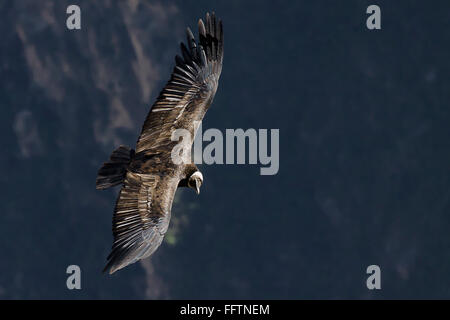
[136,12,223,152]
[170,11,223,94]
[103,173,163,274]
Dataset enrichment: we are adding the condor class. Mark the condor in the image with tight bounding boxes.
[96,13,223,274]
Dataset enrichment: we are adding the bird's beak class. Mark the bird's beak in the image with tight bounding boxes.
[196,185,200,195]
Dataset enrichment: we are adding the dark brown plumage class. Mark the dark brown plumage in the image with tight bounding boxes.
[96,13,223,274]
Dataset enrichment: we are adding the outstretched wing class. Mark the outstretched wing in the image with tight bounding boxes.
[103,171,179,274]
[136,12,223,154]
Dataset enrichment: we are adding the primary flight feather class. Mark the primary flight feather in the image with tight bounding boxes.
[96,13,223,274]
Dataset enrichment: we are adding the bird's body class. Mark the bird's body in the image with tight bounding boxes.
[96,13,223,274]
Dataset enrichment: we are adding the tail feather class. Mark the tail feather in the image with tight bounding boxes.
[96,145,134,190]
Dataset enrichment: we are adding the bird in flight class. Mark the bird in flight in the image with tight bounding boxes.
[96,13,223,274]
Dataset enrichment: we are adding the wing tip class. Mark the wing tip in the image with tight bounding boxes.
[103,259,121,275]
[158,12,223,100]
[198,12,223,61]
[102,264,112,275]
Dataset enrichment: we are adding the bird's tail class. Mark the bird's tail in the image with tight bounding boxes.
[96,145,134,190]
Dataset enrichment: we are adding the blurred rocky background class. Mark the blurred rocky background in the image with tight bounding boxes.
[0,0,449,299]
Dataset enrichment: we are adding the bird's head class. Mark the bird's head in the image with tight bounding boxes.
[188,171,203,195]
